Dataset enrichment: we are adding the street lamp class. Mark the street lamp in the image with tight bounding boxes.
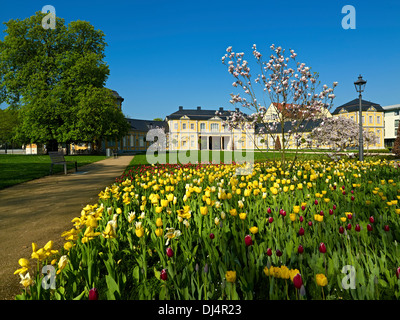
[354,75,367,161]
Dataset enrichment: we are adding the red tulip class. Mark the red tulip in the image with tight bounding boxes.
[298,245,304,254]
[299,216,304,222]
[299,227,305,236]
[89,288,99,300]
[355,224,360,232]
[268,217,274,223]
[267,207,272,214]
[266,248,272,256]
[384,225,390,232]
[367,224,373,232]
[245,235,253,246]
[166,247,174,258]
[160,269,168,281]
[347,223,352,230]
[308,221,313,227]
[396,267,400,279]
[209,233,215,239]
[280,209,286,217]
[342,186,345,190]
[301,205,306,211]
[351,196,355,201]
[276,249,282,257]
[314,200,318,205]
[319,242,326,254]
[319,210,324,216]
[369,216,375,223]
[342,191,346,195]
[333,204,337,210]
[333,185,337,190]
[329,209,333,215]
[293,273,303,289]
[339,226,344,234]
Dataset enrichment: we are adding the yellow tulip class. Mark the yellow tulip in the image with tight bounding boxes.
[155,228,163,237]
[239,212,247,220]
[19,272,33,288]
[56,255,69,274]
[135,227,144,238]
[156,218,163,227]
[316,274,328,287]
[225,271,237,283]
[200,206,208,216]
[270,187,278,195]
[229,208,237,216]
[249,226,258,234]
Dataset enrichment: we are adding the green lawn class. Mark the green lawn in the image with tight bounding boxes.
[0,154,106,190]
[127,150,396,166]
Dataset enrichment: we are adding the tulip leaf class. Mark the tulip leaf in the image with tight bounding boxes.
[73,290,86,300]
[154,267,160,280]
[133,265,140,281]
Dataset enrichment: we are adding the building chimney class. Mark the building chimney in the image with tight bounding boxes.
[179,106,183,111]
[235,107,239,112]
[219,107,224,112]
[197,106,201,110]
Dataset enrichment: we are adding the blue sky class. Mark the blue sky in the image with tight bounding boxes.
[1,0,399,119]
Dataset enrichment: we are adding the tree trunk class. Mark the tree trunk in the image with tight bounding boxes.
[46,139,58,153]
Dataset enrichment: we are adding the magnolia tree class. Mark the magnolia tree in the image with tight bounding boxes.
[310,116,379,160]
[219,44,338,168]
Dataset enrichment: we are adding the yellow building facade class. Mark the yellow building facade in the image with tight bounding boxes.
[165,106,254,151]
[331,99,385,149]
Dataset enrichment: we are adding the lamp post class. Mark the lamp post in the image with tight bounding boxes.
[354,75,367,161]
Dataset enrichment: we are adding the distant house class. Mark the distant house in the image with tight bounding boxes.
[102,118,168,153]
[165,106,254,151]
[331,99,385,149]
[382,104,400,148]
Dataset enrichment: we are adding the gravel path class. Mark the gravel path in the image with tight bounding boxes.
[0,155,133,300]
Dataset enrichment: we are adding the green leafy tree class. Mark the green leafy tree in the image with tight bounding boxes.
[0,108,20,151]
[0,12,129,152]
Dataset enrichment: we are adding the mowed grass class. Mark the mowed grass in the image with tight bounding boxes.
[0,154,106,190]
[125,150,396,171]
[126,150,326,167]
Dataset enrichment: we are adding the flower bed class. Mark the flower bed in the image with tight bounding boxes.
[14,159,400,300]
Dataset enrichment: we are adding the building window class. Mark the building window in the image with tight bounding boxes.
[200,123,206,131]
[182,123,186,130]
[174,123,178,131]
[395,119,399,131]
[369,116,373,124]
[130,135,134,147]
[191,140,194,147]
[362,116,365,124]
[182,140,186,147]
[377,116,381,124]
[139,136,144,147]
[190,123,194,130]
[350,115,354,121]
[210,123,219,132]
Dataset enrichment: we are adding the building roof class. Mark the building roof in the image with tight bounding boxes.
[255,119,323,134]
[126,118,168,132]
[110,89,124,102]
[382,104,400,111]
[165,106,234,121]
[331,99,384,115]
